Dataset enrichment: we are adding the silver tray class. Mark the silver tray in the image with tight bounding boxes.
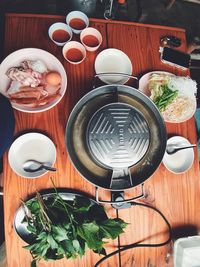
[14,190,98,244]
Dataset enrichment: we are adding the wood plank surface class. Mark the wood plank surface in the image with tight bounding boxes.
[2,13,200,267]
[106,23,200,267]
[3,14,119,267]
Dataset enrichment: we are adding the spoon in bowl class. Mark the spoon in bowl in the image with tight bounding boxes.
[23,159,57,172]
[166,144,196,155]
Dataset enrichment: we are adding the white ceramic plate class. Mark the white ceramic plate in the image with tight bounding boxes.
[163,136,194,174]
[138,71,196,123]
[94,48,132,84]
[8,133,56,178]
[0,48,67,113]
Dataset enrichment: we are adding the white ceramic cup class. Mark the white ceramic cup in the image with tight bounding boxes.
[66,11,89,34]
[80,27,102,52]
[62,41,86,64]
[48,22,73,46]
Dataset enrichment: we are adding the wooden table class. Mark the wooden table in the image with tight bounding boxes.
[3,13,200,267]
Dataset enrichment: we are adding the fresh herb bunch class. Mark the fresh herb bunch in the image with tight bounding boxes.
[21,189,127,267]
[154,84,178,111]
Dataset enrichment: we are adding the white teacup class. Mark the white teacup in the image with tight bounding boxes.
[80,27,102,52]
[48,22,73,46]
[62,41,86,64]
[66,11,89,34]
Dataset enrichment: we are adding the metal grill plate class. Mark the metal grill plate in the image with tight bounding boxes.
[87,103,150,169]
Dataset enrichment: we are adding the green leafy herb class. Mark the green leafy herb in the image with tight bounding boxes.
[148,74,179,112]
[154,84,178,111]
[21,190,127,266]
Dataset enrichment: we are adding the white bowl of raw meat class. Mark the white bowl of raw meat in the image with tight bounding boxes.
[139,71,197,123]
[0,48,67,113]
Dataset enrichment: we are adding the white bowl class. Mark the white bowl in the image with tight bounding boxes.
[163,136,194,174]
[66,11,89,34]
[48,22,73,46]
[8,133,56,178]
[94,48,132,84]
[0,48,67,113]
[80,27,102,52]
[62,41,86,64]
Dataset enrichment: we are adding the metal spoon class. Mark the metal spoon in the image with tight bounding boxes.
[166,144,196,155]
[23,160,57,172]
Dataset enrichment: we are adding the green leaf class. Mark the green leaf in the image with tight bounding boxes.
[60,239,76,255]
[77,222,104,250]
[27,225,37,234]
[36,232,48,241]
[52,225,68,242]
[40,244,50,257]
[47,234,58,250]
[93,247,107,256]
[72,240,80,252]
[74,196,92,212]
[99,218,128,239]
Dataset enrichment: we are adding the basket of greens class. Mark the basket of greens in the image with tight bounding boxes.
[14,188,127,267]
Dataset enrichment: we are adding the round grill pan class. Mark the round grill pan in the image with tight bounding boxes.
[87,103,150,189]
[65,84,166,191]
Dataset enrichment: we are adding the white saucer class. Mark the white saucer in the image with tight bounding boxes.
[94,48,132,84]
[8,132,56,178]
[163,136,194,174]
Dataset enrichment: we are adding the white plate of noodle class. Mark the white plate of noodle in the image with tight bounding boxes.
[139,71,197,123]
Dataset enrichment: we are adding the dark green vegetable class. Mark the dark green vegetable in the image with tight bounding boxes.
[154,84,178,111]
[21,189,128,266]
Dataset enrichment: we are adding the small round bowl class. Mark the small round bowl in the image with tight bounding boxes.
[66,10,89,34]
[48,22,73,46]
[8,133,56,179]
[80,27,102,52]
[163,136,194,174]
[94,48,132,84]
[62,41,86,64]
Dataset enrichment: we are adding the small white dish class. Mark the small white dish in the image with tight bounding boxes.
[8,133,56,178]
[163,136,194,174]
[62,41,86,64]
[48,22,73,46]
[94,48,132,84]
[66,11,89,34]
[80,27,102,52]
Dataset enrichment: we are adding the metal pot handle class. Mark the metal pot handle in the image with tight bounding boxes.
[95,183,145,206]
[93,73,138,89]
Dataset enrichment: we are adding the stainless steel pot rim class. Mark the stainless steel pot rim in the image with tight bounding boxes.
[65,84,167,190]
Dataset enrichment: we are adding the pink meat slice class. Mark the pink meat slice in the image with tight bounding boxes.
[6,67,43,87]
[8,86,48,100]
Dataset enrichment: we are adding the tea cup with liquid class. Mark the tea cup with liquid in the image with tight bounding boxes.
[62,41,86,64]
[80,27,102,52]
[66,11,89,34]
[48,22,73,46]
